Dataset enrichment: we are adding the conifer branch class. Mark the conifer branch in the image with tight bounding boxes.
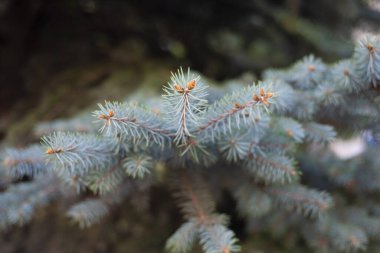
[176,172,215,224]
[199,224,240,253]
[354,36,380,87]
[163,67,208,146]
[331,60,364,92]
[67,199,109,228]
[303,122,336,143]
[123,154,153,179]
[166,221,198,253]
[42,132,116,176]
[197,82,274,141]
[266,186,333,218]
[308,218,368,252]
[35,115,97,137]
[289,55,327,90]
[245,153,299,183]
[273,117,305,143]
[2,145,49,179]
[218,130,251,162]
[0,176,60,229]
[94,101,170,147]
[85,161,125,195]
[167,171,239,253]
[4,34,380,252]
[234,184,272,218]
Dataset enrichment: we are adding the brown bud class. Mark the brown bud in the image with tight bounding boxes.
[286,129,293,137]
[265,92,274,99]
[234,102,243,109]
[308,65,316,72]
[260,87,265,97]
[262,100,270,107]
[343,69,350,76]
[174,84,184,93]
[98,114,107,120]
[253,94,260,102]
[186,79,196,91]
[108,110,114,117]
[46,148,55,155]
[367,43,375,53]
[46,148,63,155]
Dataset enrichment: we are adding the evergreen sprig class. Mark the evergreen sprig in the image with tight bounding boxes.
[163,67,208,146]
[2,145,49,179]
[41,132,117,175]
[93,101,170,147]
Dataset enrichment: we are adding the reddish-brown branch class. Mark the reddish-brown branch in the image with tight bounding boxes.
[180,173,210,225]
[177,92,190,142]
[197,99,258,133]
[111,117,170,135]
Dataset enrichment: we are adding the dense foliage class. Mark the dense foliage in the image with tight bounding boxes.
[2,35,380,252]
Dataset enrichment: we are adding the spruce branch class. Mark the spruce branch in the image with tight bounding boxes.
[342,208,380,239]
[8,34,380,252]
[67,199,109,228]
[2,145,49,179]
[314,218,368,252]
[245,153,299,184]
[85,161,125,195]
[289,54,327,90]
[174,172,218,224]
[67,180,140,229]
[314,81,345,106]
[0,176,60,229]
[218,130,251,163]
[162,67,208,146]
[34,115,97,137]
[262,80,296,114]
[199,224,240,253]
[197,82,275,141]
[303,122,336,143]
[42,132,116,176]
[266,185,333,218]
[273,117,305,143]
[331,60,364,92]
[167,171,239,253]
[354,36,380,87]
[123,154,153,179]
[94,101,170,147]
[234,184,272,218]
[166,221,198,253]
[288,92,317,120]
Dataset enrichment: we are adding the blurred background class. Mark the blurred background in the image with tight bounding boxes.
[0,0,380,252]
